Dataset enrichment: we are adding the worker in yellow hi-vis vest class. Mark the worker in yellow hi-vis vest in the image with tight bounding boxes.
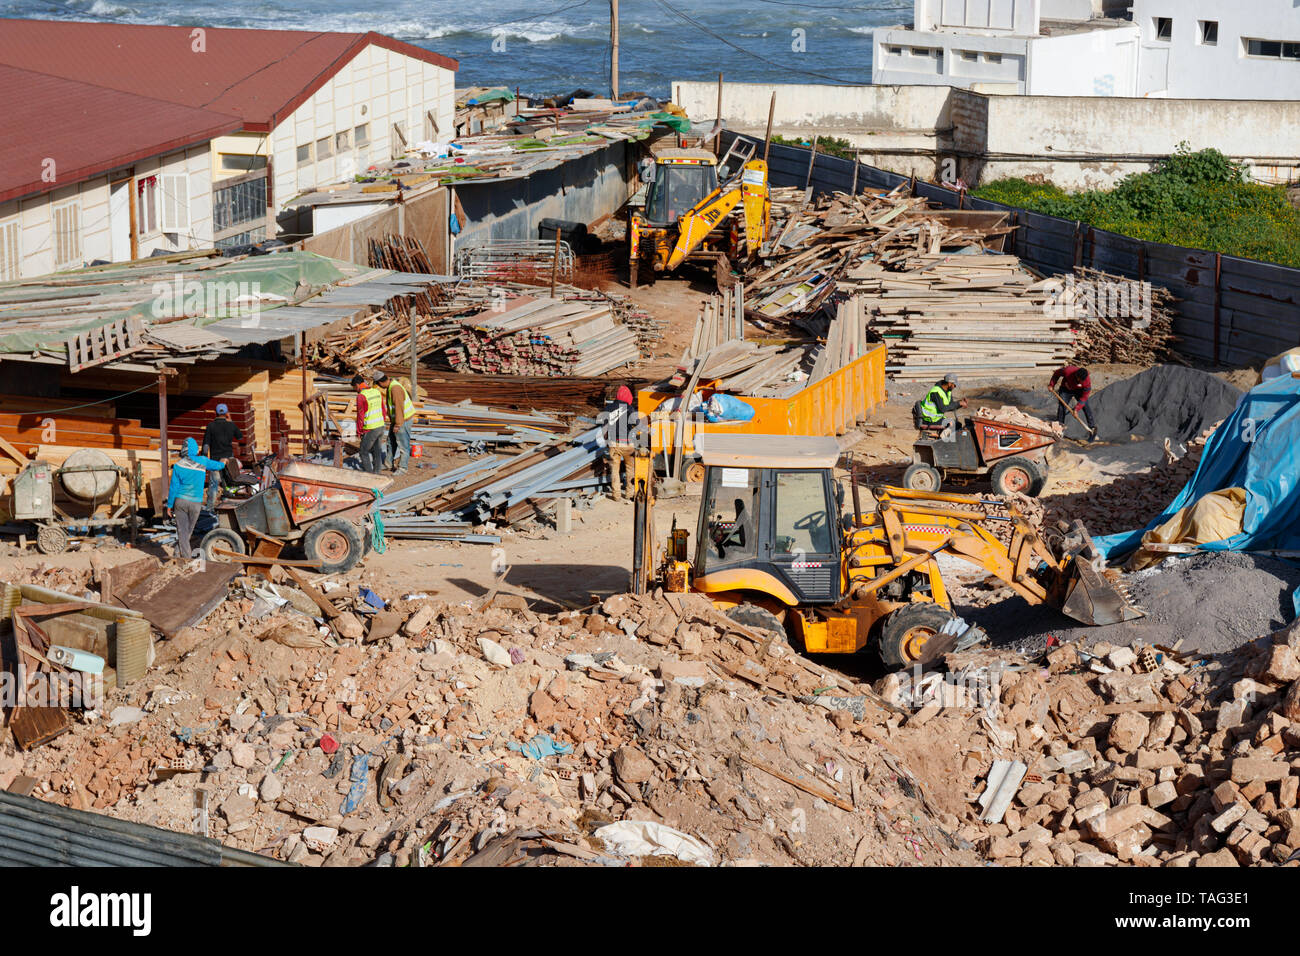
[377,372,415,474]
[352,374,389,474]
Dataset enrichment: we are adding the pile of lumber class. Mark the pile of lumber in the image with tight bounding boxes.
[849,254,1075,379]
[445,296,639,377]
[368,234,435,274]
[746,185,1013,323]
[1068,267,1180,365]
[0,411,157,453]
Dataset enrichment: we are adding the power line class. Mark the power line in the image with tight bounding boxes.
[649,0,862,84]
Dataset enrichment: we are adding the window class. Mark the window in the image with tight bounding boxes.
[1199,20,1218,46]
[137,176,158,236]
[985,52,1002,63]
[887,46,903,55]
[354,123,369,146]
[297,142,313,166]
[335,129,351,153]
[773,471,833,557]
[696,466,761,574]
[0,217,19,281]
[391,120,408,159]
[1245,38,1300,59]
[159,172,189,233]
[220,154,266,173]
[316,135,333,159]
[959,50,978,61]
[910,47,930,56]
[52,200,81,269]
[423,110,440,141]
[1154,17,1172,41]
[213,176,267,234]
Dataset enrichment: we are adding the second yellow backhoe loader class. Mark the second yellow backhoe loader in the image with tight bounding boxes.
[628,433,1143,669]
[628,141,771,289]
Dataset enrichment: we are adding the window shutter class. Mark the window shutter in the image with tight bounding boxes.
[161,173,190,232]
[0,219,19,281]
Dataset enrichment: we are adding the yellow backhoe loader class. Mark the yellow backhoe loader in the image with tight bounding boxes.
[628,433,1143,669]
[628,141,771,289]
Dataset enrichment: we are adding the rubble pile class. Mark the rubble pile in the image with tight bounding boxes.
[1043,427,1214,536]
[1,581,983,867]
[883,624,1300,867]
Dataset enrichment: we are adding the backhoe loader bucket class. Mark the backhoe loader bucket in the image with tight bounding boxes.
[1058,556,1145,626]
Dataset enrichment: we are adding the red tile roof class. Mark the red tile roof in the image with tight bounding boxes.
[0,19,459,202]
[0,64,243,204]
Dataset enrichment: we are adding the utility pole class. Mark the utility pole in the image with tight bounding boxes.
[610,0,620,100]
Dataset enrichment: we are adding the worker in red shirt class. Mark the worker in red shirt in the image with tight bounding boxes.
[352,374,390,474]
[1049,364,1095,432]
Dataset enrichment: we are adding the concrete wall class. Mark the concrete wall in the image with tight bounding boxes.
[0,146,213,280]
[1132,0,1300,100]
[1028,27,1139,96]
[454,140,635,249]
[913,0,1041,35]
[671,81,951,178]
[966,91,1300,188]
[675,81,1300,190]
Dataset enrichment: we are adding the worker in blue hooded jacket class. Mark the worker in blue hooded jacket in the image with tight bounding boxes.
[166,437,225,563]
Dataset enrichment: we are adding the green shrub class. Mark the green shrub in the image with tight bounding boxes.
[973,145,1300,267]
[771,134,857,160]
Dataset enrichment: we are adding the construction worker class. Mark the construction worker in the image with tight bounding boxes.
[914,373,967,434]
[166,438,225,563]
[201,402,242,508]
[353,374,389,474]
[378,372,415,475]
[603,384,637,501]
[1049,364,1096,432]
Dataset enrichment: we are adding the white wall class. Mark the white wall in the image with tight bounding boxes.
[1027,26,1138,95]
[272,44,456,208]
[0,146,213,280]
[874,28,1031,89]
[912,0,1040,35]
[1132,0,1300,100]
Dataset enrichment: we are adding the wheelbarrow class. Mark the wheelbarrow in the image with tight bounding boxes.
[903,415,1058,497]
[198,461,392,574]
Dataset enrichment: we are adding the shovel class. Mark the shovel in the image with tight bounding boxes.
[1050,387,1097,439]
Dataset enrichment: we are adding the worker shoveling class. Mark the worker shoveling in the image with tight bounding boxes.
[628,432,1143,670]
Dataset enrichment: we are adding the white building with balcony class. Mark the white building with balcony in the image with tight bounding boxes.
[872,0,1300,100]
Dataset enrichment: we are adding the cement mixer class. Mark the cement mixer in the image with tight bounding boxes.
[8,449,142,554]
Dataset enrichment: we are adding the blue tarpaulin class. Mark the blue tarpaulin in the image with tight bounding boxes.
[1097,375,1300,560]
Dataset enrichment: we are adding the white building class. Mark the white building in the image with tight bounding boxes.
[1131,0,1300,98]
[872,0,1300,100]
[0,20,457,281]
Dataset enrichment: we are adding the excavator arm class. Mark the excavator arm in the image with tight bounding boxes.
[665,159,770,271]
[848,487,1143,626]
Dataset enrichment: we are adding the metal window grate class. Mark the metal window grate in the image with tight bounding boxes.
[213,176,267,233]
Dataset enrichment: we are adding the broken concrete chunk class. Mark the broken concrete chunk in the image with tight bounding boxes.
[477,637,512,667]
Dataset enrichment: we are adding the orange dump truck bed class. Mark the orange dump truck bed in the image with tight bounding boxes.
[638,342,886,464]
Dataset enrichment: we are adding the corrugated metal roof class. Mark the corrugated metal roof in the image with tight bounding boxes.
[0,64,243,204]
[0,20,459,203]
[0,790,285,867]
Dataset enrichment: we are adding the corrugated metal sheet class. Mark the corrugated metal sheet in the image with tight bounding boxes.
[0,790,284,867]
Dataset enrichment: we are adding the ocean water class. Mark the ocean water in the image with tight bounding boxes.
[0,0,912,97]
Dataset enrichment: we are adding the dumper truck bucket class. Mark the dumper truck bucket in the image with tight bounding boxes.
[1058,556,1145,626]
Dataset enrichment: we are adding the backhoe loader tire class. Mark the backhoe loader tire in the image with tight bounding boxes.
[876,602,958,669]
[303,518,365,575]
[902,463,942,493]
[990,456,1043,498]
[725,603,786,640]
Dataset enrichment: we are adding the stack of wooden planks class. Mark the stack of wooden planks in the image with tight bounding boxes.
[847,254,1075,379]
[445,296,640,377]
[368,234,436,274]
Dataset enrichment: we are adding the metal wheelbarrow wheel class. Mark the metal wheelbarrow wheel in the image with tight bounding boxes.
[303,518,365,574]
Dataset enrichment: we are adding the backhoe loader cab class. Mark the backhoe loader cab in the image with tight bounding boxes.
[692,435,843,607]
[641,151,718,226]
[628,141,770,288]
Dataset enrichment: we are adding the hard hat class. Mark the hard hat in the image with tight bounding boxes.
[616,385,634,405]
[944,374,958,387]
[216,403,228,415]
